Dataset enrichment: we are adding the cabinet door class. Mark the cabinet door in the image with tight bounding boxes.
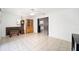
[26,19,33,33]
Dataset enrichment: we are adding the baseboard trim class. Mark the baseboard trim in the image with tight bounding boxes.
[48,35,71,43]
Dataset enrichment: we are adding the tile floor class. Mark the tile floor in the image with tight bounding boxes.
[0,33,71,51]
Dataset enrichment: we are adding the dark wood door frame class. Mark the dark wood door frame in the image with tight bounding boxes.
[37,17,49,35]
[37,19,41,33]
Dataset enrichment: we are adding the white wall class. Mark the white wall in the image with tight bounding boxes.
[1,8,79,42]
[0,24,1,39]
[48,8,79,42]
[0,12,1,39]
[33,17,38,33]
[1,9,38,37]
[1,11,21,37]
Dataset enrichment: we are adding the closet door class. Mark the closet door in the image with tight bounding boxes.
[26,19,33,33]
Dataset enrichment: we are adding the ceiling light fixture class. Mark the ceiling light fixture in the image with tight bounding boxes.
[30,13,35,16]
[29,9,35,16]
[29,8,45,16]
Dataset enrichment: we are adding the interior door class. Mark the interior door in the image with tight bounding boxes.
[26,19,33,33]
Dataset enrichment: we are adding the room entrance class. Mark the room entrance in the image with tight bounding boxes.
[37,17,49,35]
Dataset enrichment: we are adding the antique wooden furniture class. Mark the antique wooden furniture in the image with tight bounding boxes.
[6,20,25,37]
[20,20,24,34]
[26,19,33,33]
[6,27,21,37]
[9,30,19,37]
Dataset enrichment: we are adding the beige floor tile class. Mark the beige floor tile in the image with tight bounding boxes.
[0,33,71,51]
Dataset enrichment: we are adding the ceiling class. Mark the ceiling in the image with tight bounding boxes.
[1,8,52,16]
[1,8,77,18]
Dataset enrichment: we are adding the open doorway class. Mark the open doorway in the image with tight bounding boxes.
[37,17,49,35]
